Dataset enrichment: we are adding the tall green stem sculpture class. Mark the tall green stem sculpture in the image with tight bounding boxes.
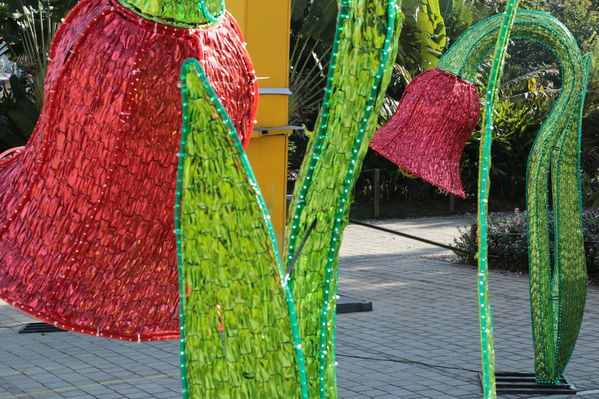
[285,1,403,397]
[439,7,592,394]
[175,0,403,398]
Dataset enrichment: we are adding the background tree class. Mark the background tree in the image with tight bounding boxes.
[1,0,78,152]
[2,0,597,213]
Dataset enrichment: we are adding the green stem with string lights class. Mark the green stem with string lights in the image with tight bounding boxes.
[284,1,403,397]
[438,5,592,397]
[175,0,403,398]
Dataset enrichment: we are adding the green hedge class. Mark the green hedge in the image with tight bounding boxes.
[453,209,599,278]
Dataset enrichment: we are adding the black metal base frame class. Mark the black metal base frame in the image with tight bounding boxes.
[19,322,65,334]
[16,296,372,335]
[479,372,577,395]
[336,295,373,314]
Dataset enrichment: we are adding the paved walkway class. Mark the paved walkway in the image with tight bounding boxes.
[1,215,599,398]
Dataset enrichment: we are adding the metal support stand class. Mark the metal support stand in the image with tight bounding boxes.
[479,372,577,395]
[336,295,373,314]
[19,322,65,334]
[16,296,372,334]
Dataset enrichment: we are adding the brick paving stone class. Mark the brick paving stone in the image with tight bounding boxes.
[1,216,598,398]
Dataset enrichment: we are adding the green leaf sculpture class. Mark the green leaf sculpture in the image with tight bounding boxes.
[175,60,307,398]
[175,1,403,398]
[285,1,403,397]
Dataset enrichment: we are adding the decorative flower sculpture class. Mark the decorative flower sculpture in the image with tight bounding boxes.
[1,0,590,398]
[0,0,405,397]
[370,6,592,398]
[0,0,258,341]
[175,1,403,397]
[370,67,480,197]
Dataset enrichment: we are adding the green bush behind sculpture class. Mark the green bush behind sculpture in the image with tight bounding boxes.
[453,209,599,276]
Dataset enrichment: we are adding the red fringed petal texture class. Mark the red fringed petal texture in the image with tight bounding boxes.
[0,0,258,341]
[370,68,480,198]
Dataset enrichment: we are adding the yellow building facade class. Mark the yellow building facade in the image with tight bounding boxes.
[228,1,292,246]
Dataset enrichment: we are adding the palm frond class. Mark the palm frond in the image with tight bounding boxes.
[289,35,331,127]
[14,1,59,109]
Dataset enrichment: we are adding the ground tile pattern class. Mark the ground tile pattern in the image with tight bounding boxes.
[1,216,599,398]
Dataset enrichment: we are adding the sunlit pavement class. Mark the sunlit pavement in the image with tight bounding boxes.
[1,215,598,398]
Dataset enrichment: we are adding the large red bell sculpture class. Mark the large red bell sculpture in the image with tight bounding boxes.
[0,0,258,341]
[370,68,481,198]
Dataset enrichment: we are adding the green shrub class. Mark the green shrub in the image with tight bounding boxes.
[453,209,599,279]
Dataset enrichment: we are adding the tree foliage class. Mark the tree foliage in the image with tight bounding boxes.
[397,0,447,73]
[291,0,338,42]
[0,0,78,152]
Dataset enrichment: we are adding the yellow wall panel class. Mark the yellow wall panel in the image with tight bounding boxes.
[227,2,247,32]
[229,0,291,245]
[245,6,290,88]
[244,135,288,246]
[255,95,288,127]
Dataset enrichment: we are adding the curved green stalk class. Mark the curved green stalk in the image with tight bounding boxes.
[285,1,403,397]
[119,0,225,27]
[476,3,520,397]
[438,8,590,389]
